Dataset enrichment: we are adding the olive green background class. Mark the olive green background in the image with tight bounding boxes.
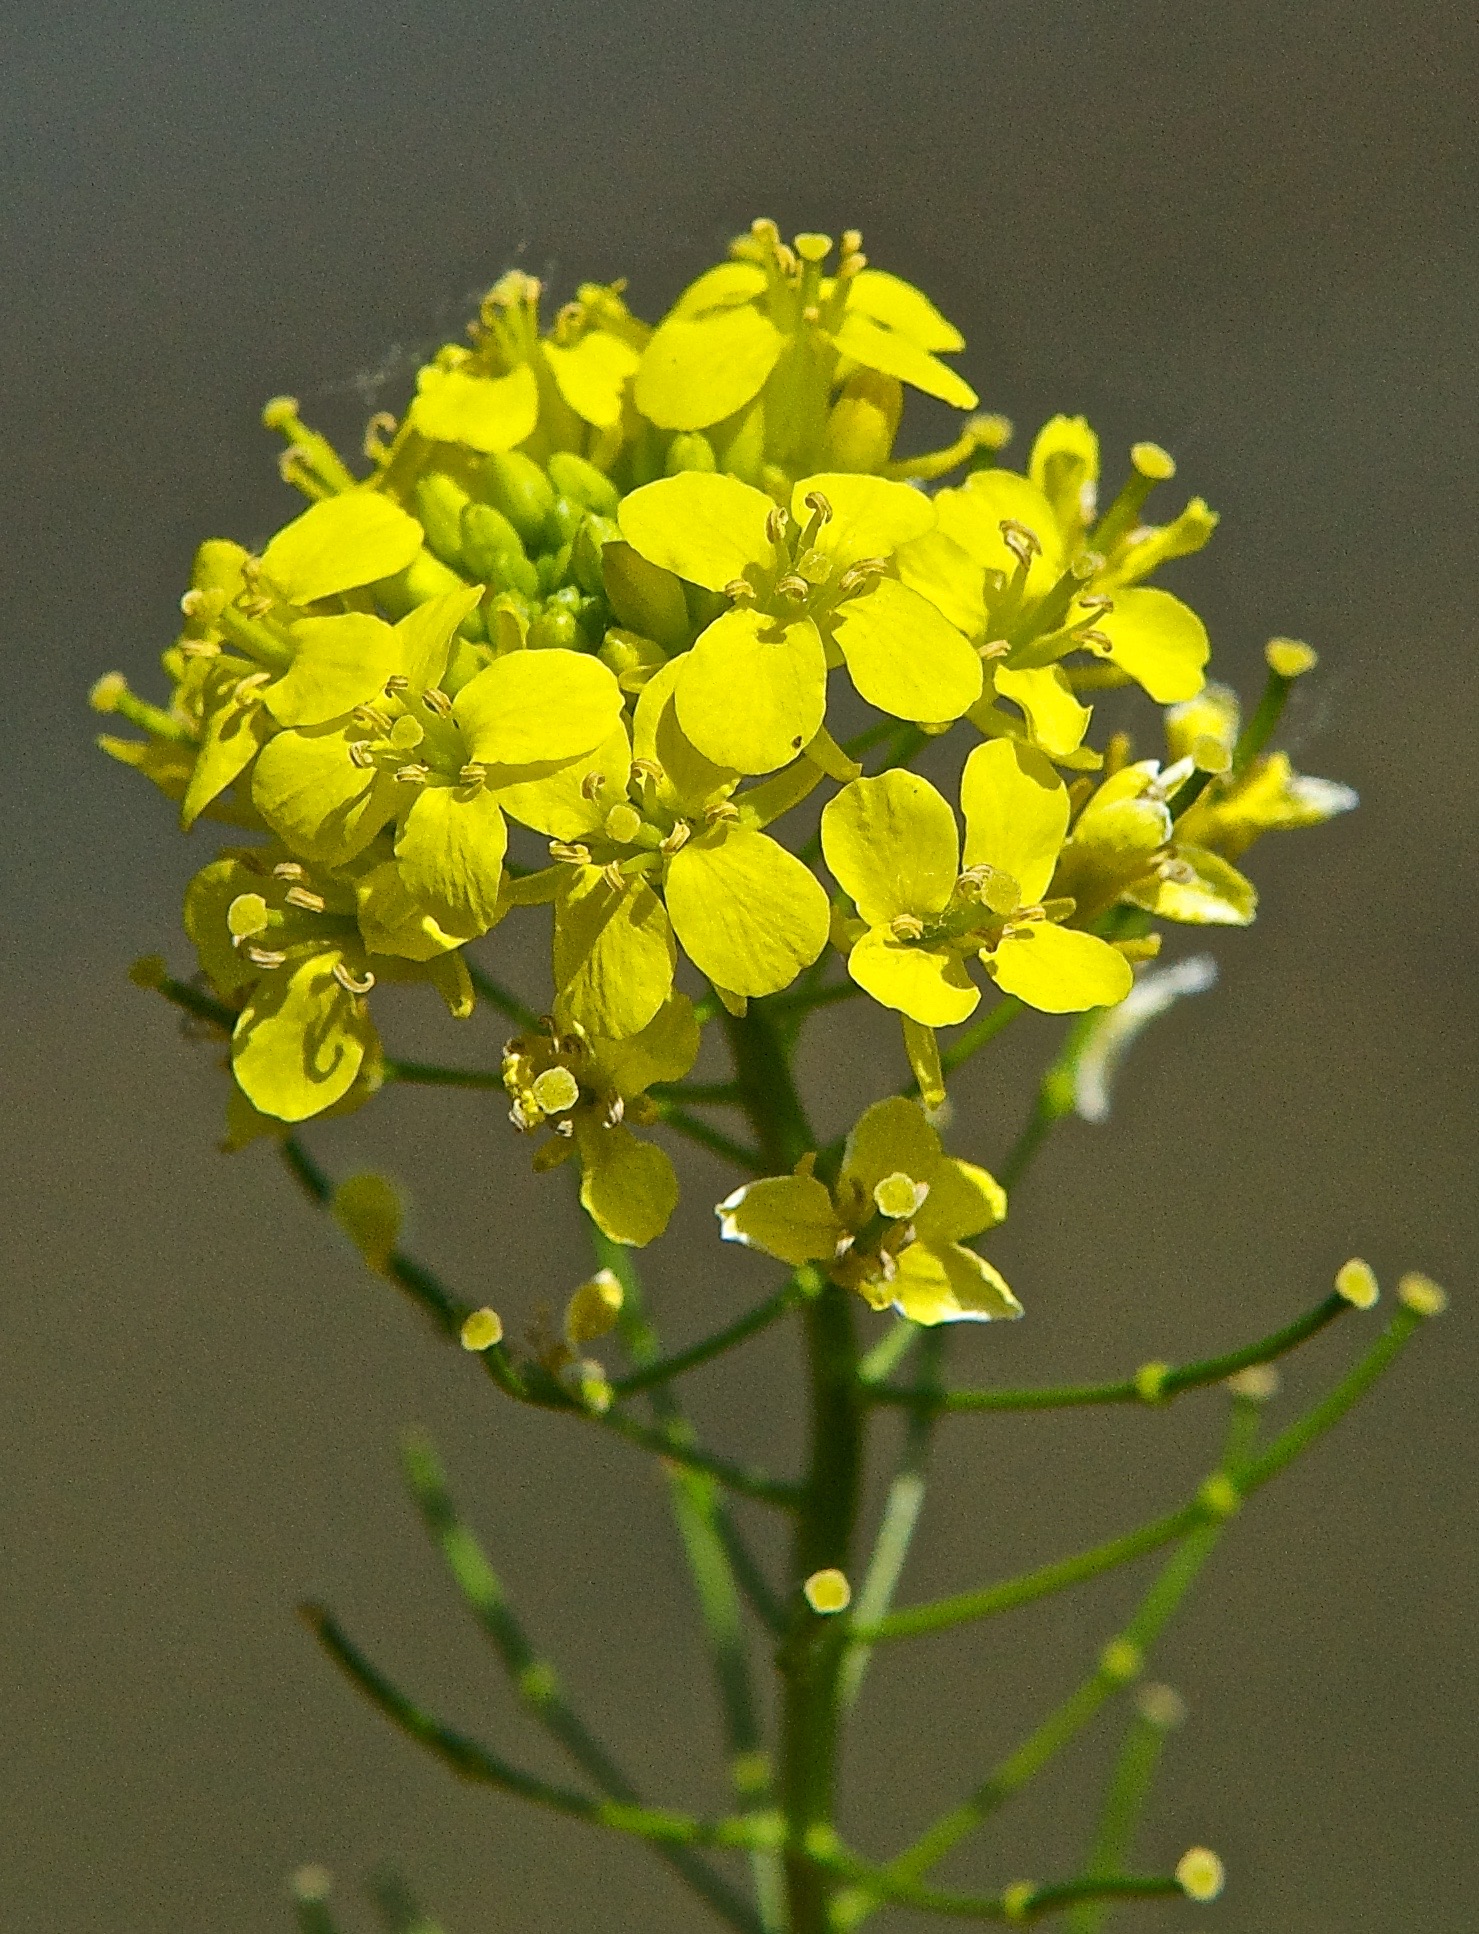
[4,2,1474,1928]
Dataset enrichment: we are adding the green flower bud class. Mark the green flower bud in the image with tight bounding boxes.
[546,450,620,516]
[665,431,718,475]
[571,514,620,596]
[411,473,470,570]
[460,501,526,579]
[332,1172,402,1274]
[542,493,586,551]
[528,605,581,651]
[536,544,573,594]
[479,449,556,547]
[823,368,903,472]
[484,546,541,599]
[602,539,691,652]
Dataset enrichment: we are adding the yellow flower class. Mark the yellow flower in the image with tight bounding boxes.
[820,742,1134,1028]
[617,469,981,773]
[503,996,700,1246]
[1164,684,1358,861]
[718,1097,1020,1325]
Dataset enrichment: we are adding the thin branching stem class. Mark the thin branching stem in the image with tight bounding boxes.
[462,958,540,1029]
[611,1277,810,1397]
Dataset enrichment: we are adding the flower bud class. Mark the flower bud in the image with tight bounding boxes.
[1265,637,1318,679]
[547,451,620,516]
[601,540,691,652]
[460,501,527,580]
[479,450,556,548]
[332,1173,403,1274]
[412,473,471,570]
[1397,1271,1448,1317]
[1175,1847,1225,1902]
[823,369,904,472]
[460,1306,505,1351]
[1335,1257,1379,1308]
[563,1267,624,1346]
[803,1568,851,1614]
[665,431,718,474]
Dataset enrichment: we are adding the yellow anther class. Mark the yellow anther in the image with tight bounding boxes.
[261,395,300,432]
[1335,1257,1380,1308]
[1175,1847,1225,1903]
[1191,733,1231,775]
[549,840,592,865]
[1265,637,1318,679]
[978,637,1011,660]
[580,768,607,800]
[272,861,307,880]
[801,303,821,324]
[460,1307,504,1352]
[840,227,863,256]
[458,762,487,788]
[873,1172,929,1220]
[776,573,810,601]
[332,962,376,995]
[1159,857,1197,885]
[802,489,834,523]
[802,1568,851,1614]
[1397,1271,1448,1317]
[227,892,270,938]
[89,673,128,713]
[1134,1360,1171,1402]
[531,1067,580,1115]
[723,575,756,601]
[1002,1881,1037,1922]
[1099,1637,1143,1684]
[1131,441,1176,481]
[245,946,287,969]
[1226,1362,1280,1401]
[765,505,790,544]
[563,1267,624,1346]
[660,820,692,854]
[395,762,431,784]
[602,860,626,891]
[283,885,326,913]
[422,687,453,716]
[604,802,642,845]
[348,741,377,769]
[1197,1472,1241,1520]
[999,518,1042,563]
[704,800,741,825]
[889,913,925,941]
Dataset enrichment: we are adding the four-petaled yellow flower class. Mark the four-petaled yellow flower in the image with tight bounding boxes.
[718,1097,1021,1326]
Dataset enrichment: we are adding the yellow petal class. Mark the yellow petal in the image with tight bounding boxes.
[251,722,400,865]
[264,615,403,728]
[258,493,423,605]
[959,739,1068,903]
[618,472,775,592]
[1083,587,1208,703]
[394,586,484,696]
[232,950,374,1122]
[846,929,979,1027]
[821,769,960,923]
[453,648,622,766]
[890,1243,1022,1325]
[554,866,675,1040]
[831,309,977,410]
[592,993,701,1094]
[993,664,1091,759]
[844,269,964,352]
[1053,790,1170,922]
[935,470,1063,599]
[543,332,640,429]
[671,260,770,317]
[986,922,1133,1013]
[576,1119,679,1247]
[791,472,934,568]
[181,680,275,828]
[635,307,785,430]
[409,363,540,452]
[353,860,464,961]
[393,781,508,939]
[1028,414,1100,546]
[841,1096,942,1206]
[894,528,988,637]
[913,1157,1006,1244]
[665,824,829,997]
[497,727,632,840]
[716,1173,843,1267]
[631,658,738,812]
[1128,844,1257,926]
[674,609,827,775]
[831,577,982,722]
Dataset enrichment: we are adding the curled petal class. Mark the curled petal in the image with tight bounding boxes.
[891,1242,1023,1325]
[717,1173,844,1267]
[232,949,375,1122]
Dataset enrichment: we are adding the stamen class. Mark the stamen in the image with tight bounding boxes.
[233,671,272,695]
[272,862,307,881]
[422,688,453,717]
[178,639,221,658]
[723,576,757,602]
[332,962,376,995]
[459,762,487,787]
[580,769,607,800]
[998,519,1042,566]
[659,821,691,854]
[802,490,833,524]
[284,886,326,913]
[549,840,591,864]
[704,801,741,825]
[245,946,287,968]
[394,762,431,784]
[836,557,888,595]
[776,573,810,602]
[384,673,409,693]
[889,913,925,940]
[765,506,789,545]
[348,741,377,769]
[601,860,626,891]
[179,588,208,619]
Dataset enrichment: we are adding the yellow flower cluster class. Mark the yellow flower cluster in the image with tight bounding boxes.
[93,220,1355,1270]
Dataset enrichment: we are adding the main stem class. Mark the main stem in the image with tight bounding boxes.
[725,1003,865,1934]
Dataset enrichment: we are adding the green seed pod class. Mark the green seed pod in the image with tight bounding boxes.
[546,450,620,517]
[602,539,691,652]
[412,473,471,569]
[664,430,718,475]
[479,449,556,547]
[460,501,526,580]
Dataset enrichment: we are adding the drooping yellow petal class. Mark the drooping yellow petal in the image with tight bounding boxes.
[554,867,675,1040]
[665,824,829,997]
[846,930,979,1027]
[674,609,828,775]
[593,993,701,1095]
[497,727,633,840]
[891,1242,1022,1325]
[912,1157,1007,1244]
[394,781,508,939]
[716,1173,843,1267]
[821,769,960,923]
[543,332,641,429]
[1128,844,1257,926]
[251,722,400,865]
[1028,414,1101,547]
[1163,683,1241,767]
[986,922,1132,1013]
[632,659,738,813]
[453,649,623,767]
[258,493,424,605]
[791,473,934,569]
[232,950,375,1122]
[894,528,988,638]
[1083,587,1208,703]
[831,578,983,724]
[353,860,465,961]
[993,664,1092,759]
[618,472,775,592]
[959,739,1069,904]
[839,1096,943,1211]
[409,363,541,452]
[1052,784,1170,921]
[183,856,263,996]
[264,615,403,728]
[181,678,275,828]
[831,309,978,410]
[844,269,964,352]
[575,1118,680,1247]
[635,307,785,430]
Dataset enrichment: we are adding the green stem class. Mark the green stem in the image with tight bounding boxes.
[648,1081,746,1106]
[822,1852,1185,1924]
[463,958,540,1028]
[857,1307,1426,1644]
[399,1432,760,1933]
[1064,1705,1177,1934]
[612,1278,810,1397]
[869,1290,1355,1414]
[142,969,236,1033]
[385,1059,503,1090]
[654,1101,767,1172]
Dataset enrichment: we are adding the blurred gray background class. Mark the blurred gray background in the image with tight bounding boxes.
[3,1,1475,1928]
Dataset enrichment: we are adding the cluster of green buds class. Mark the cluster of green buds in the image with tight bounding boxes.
[95,218,1355,1280]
